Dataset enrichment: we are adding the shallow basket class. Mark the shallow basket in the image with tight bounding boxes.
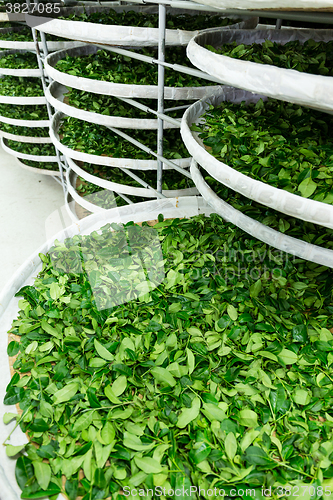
[51,111,191,170]
[0,26,84,50]
[14,156,61,176]
[46,81,179,130]
[26,5,257,46]
[0,196,212,500]
[45,44,223,100]
[66,158,198,212]
[0,130,52,143]
[1,137,60,163]
[0,49,41,77]
[181,87,333,230]
[189,0,333,10]
[187,28,333,112]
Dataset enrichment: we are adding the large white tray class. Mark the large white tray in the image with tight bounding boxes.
[0,27,84,50]
[180,88,333,229]
[190,158,333,268]
[46,81,179,130]
[0,49,41,77]
[51,111,191,170]
[0,130,52,143]
[1,137,60,162]
[0,113,49,127]
[45,44,223,100]
[26,5,257,46]
[187,28,333,112]
[15,156,60,176]
[0,95,46,104]
[0,197,213,500]
[66,157,198,203]
[189,0,333,10]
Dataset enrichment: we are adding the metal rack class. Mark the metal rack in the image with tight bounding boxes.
[32,3,254,220]
[0,9,79,184]
[28,0,333,266]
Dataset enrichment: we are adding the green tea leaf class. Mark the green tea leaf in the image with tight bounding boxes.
[177,396,201,428]
[52,382,79,404]
[134,456,163,474]
[151,367,176,387]
[94,339,114,361]
[32,461,51,491]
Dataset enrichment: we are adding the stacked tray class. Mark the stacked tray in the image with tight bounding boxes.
[42,11,257,216]
[187,28,333,112]
[0,25,68,175]
[181,88,333,266]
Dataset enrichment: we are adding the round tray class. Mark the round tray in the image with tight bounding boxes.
[0,113,49,127]
[0,95,46,104]
[187,28,333,112]
[0,195,212,500]
[46,81,179,130]
[15,156,60,176]
[0,130,52,143]
[45,44,222,100]
[26,5,257,46]
[1,137,60,162]
[189,0,333,9]
[0,26,83,50]
[180,88,333,229]
[66,156,198,202]
[51,111,191,170]
[0,49,41,77]
[190,158,333,268]
[67,167,113,214]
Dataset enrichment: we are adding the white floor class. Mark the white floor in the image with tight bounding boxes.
[0,145,72,292]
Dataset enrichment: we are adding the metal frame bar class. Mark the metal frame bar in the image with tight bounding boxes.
[157,3,166,193]
[117,97,180,127]
[107,125,192,179]
[94,43,225,84]
[30,0,332,216]
[26,0,67,193]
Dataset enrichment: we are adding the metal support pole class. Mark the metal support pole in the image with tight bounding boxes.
[94,43,224,84]
[117,97,180,127]
[275,19,282,29]
[157,3,166,194]
[27,0,66,194]
[116,193,134,205]
[107,126,192,179]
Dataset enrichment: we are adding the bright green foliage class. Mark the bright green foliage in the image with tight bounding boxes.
[65,88,192,119]
[0,123,49,137]
[6,141,57,157]
[55,47,217,88]
[0,52,39,69]
[195,99,333,204]
[0,103,48,121]
[4,214,333,499]
[0,76,44,97]
[209,39,333,76]
[62,8,239,31]
[60,118,189,160]
[0,25,33,41]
